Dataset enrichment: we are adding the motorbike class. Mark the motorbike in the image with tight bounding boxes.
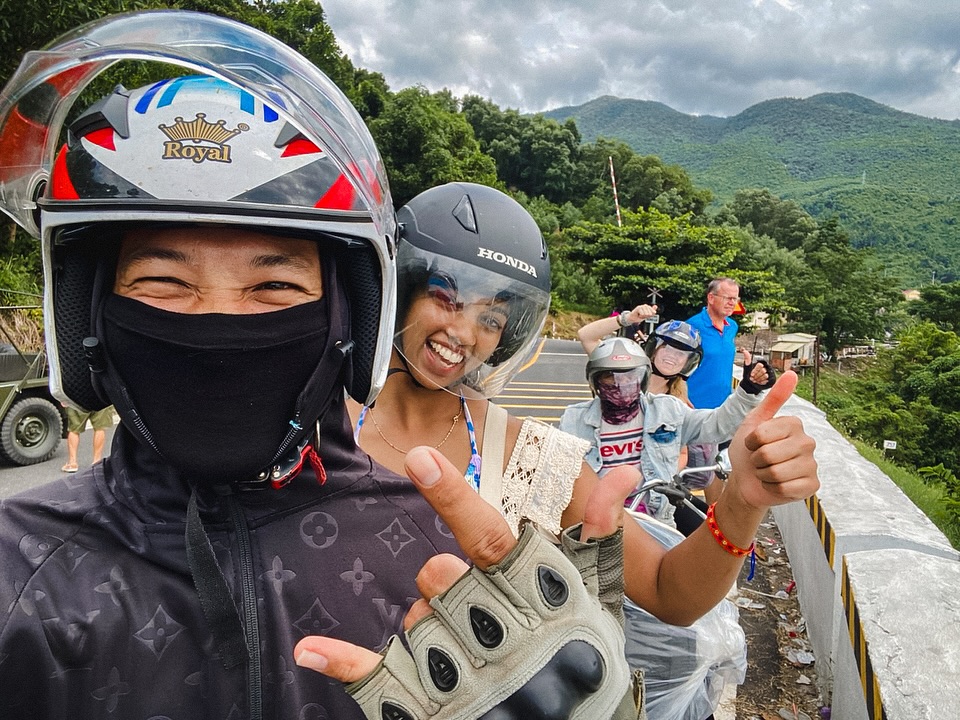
[623,451,747,720]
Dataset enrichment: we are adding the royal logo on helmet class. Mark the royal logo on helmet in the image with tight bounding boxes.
[477,247,538,278]
[159,113,249,164]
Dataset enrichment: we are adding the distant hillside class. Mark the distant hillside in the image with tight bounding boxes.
[545,93,960,286]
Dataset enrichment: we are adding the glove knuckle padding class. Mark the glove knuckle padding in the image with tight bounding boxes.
[347,522,636,719]
[740,359,776,394]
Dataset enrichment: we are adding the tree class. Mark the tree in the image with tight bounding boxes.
[725,188,818,251]
[462,96,581,204]
[1,1,160,86]
[566,208,779,317]
[890,322,960,385]
[908,281,960,331]
[246,0,355,91]
[572,138,712,221]
[784,218,901,357]
[368,87,497,206]
[725,226,798,317]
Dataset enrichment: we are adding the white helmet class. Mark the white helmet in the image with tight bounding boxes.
[586,337,651,395]
[0,10,397,410]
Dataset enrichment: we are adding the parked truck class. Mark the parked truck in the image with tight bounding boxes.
[0,303,66,466]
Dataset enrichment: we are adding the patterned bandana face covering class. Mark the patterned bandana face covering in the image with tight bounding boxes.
[595,369,644,424]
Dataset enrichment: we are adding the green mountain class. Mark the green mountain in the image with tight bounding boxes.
[545,93,960,287]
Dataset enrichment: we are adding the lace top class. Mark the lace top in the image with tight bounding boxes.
[498,419,590,537]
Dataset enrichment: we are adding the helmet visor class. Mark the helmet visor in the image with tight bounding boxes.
[395,240,549,399]
[651,342,700,378]
[0,10,392,240]
[591,367,648,394]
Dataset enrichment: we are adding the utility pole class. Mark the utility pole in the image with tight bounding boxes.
[812,333,820,406]
[608,156,622,228]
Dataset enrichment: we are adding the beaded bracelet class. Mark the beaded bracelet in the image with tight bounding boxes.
[705,502,755,558]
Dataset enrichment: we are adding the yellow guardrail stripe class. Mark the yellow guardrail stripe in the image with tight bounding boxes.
[841,558,888,720]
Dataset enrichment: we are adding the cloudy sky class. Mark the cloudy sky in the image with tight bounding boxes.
[322,0,960,121]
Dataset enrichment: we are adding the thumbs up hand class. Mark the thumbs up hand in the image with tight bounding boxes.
[725,370,819,511]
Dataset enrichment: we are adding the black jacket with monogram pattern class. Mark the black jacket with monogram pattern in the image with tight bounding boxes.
[0,402,460,720]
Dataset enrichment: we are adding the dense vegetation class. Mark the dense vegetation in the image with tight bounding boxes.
[2,2,958,513]
[544,94,960,288]
[792,284,960,537]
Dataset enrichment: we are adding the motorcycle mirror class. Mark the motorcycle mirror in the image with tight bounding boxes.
[715,448,732,475]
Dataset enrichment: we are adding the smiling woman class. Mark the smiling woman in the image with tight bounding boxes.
[350,182,563,523]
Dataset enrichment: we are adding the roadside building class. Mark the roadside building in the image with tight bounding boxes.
[769,332,818,371]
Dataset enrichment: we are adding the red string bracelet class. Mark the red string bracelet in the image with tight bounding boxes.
[705,502,755,558]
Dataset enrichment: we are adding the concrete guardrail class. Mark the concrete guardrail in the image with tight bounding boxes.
[773,395,960,718]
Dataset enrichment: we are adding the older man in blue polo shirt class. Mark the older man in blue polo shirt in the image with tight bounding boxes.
[686,277,743,409]
[684,277,744,506]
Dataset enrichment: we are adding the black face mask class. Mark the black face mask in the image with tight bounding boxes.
[101,293,330,484]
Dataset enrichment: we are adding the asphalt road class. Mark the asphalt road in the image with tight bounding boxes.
[0,421,119,499]
[0,339,591,498]
[493,338,591,424]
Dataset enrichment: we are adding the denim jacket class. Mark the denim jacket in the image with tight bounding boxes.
[558,386,762,522]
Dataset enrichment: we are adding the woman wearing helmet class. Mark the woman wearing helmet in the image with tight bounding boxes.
[559,324,773,526]
[578,306,699,402]
[351,179,818,622]
[645,319,704,398]
[351,181,571,535]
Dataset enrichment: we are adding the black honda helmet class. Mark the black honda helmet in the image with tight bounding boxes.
[644,320,703,379]
[394,183,551,398]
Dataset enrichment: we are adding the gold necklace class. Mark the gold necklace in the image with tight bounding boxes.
[368,402,462,454]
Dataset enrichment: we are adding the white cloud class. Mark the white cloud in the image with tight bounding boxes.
[321,0,960,120]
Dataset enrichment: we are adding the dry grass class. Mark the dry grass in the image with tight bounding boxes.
[0,307,45,353]
[544,310,604,340]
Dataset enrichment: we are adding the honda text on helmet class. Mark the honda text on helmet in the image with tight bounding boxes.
[645,320,703,379]
[0,11,396,485]
[394,182,551,399]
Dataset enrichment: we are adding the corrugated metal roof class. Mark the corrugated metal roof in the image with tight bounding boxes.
[770,341,812,353]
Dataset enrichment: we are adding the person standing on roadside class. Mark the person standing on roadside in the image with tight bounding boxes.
[61,404,114,473]
[686,278,744,409]
[686,277,759,503]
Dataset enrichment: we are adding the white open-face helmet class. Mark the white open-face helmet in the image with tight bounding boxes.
[586,337,651,395]
[0,10,397,411]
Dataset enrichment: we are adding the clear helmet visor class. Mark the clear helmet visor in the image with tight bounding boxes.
[651,342,700,378]
[0,10,392,241]
[0,10,398,407]
[394,240,550,399]
[591,367,647,396]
